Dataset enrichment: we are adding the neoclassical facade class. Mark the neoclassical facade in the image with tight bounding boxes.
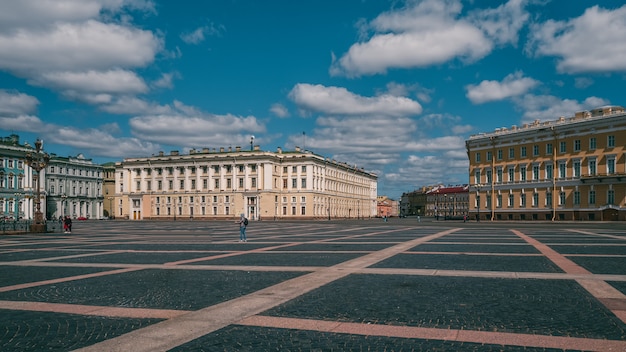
[466,105,626,221]
[45,154,104,220]
[0,135,41,220]
[115,146,378,220]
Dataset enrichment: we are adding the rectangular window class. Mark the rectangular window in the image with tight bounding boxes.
[508,167,514,182]
[532,193,539,207]
[168,180,173,190]
[190,179,195,190]
[486,170,492,183]
[520,166,526,181]
[521,146,527,157]
[558,162,566,179]
[574,191,580,205]
[608,189,615,204]
[608,135,615,148]
[301,206,306,215]
[559,192,565,206]
[607,157,616,174]
[474,170,481,184]
[546,164,553,180]
[589,159,597,176]
[497,149,503,160]
[292,178,297,188]
[546,143,553,155]
[508,148,514,159]
[589,137,596,150]
[533,165,539,180]
[496,169,502,183]
[486,151,492,161]
[496,194,502,208]
[239,178,244,188]
[136,181,141,191]
[574,140,581,152]
[301,178,306,188]
[589,190,596,205]
[475,153,481,162]
[301,166,306,172]
[508,194,514,207]
[226,178,232,189]
[559,141,566,153]
[533,145,539,156]
[214,179,220,188]
[180,179,184,190]
[520,193,526,207]
[573,160,581,178]
[546,192,552,206]
[251,177,257,188]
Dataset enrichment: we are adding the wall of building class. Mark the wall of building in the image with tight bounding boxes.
[466,106,626,221]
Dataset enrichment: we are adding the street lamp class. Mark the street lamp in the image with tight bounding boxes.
[475,184,483,222]
[107,197,113,219]
[61,194,67,218]
[24,139,50,232]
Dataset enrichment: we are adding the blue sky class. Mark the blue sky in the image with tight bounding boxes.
[1,0,625,199]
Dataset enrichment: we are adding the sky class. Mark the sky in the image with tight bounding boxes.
[1,0,625,199]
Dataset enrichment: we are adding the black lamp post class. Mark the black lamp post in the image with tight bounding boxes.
[24,139,50,232]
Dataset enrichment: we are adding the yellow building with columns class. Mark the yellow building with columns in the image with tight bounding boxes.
[466,105,626,221]
[114,146,377,221]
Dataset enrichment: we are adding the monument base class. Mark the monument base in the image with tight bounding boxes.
[29,224,47,233]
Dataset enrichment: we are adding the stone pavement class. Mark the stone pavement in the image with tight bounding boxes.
[1,219,625,351]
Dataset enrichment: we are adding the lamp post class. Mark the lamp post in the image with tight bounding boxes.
[24,139,50,232]
[107,197,113,219]
[475,184,483,222]
[61,194,67,218]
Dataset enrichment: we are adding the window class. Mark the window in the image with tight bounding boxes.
[608,135,615,148]
[190,180,195,190]
[558,162,566,179]
[301,178,306,188]
[239,178,244,188]
[521,146,527,157]
[475,153,481,162]
[214,179,220,188]
[589,137,596,150]
[546,192,552,206]
[520,165,527,181]
[508,148,514,159]
[497,149,503,160]
[225,195,230,203]
[301,166,306,172]
[607,156,616,174]
[508,167,514,182]
[533,145,539,156]
[496,194,502,208]
[608,189,615,205]
[573,160,581,178]
[292,178,297,188]
[486,170,492,183]
[508,194,514,207]
[588,159,597,176]
[283,179,287,189]
[589,190,596,204]
[573,191,580,205]
[213,196,218,202]
[532,165,539,180]
[251,177,256,188]
[301,206,306,215]
[474,169,481,184]
[147,181,152,191]
[574,140,581,152]
[226,178,232,189]
[292,166,297,172]
[559,192,565,206]
[180,180,184,190]
[202,179,207,189]
[559,141,566,153]
[546,164,553,180]
[546,143,552,155]
[532,193,539,207]
[168,180,173,190]
[496,168,502,183]
[520,193,526,207]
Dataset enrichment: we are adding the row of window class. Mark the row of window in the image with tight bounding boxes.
[0,175,24,189]
[132,177,260,192]
[479,189,615,208]
[474,157,618,184]
[49,166,101,178]
[476,135,616,162]
[0,159,24,169]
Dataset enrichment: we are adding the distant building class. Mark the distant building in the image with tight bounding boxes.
[426,185,469,219]
[46,154,104,220]
[0,135,42,220]
[114,146,378,220]
[377,195,398,217]
[102,162,116,218]
[466,105,626,221]
[400,187,428,217]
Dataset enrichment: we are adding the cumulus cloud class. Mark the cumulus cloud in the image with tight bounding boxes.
[0,90,39,116]
[31,69,148,94]
[466,71,539,104]
[270,103,289,118]
[288,83,422,117]
[513,94,610,123]
[330,0,530,77]
[526,5,626,73]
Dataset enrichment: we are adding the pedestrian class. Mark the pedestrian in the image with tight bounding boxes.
[63,216,72,233]
[235,214,248,242]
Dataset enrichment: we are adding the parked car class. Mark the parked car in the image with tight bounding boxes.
[76,216,88,220]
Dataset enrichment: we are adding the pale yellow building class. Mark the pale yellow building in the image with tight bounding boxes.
[466,105,626,221]
[114,146,377,220]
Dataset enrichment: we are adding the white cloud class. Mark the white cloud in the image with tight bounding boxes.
[31,69,148,94]
[527,5,626,73]
[574,77,594,89]
[331,0,532,77]
[152,72,180,89]
[288,83,422,117]
[514,94,610,123]
[0,90,39,116]
[466,71,539,104]
[270,103,289,118]
[100,96,173,115]
[129,113,266,146]
[180,23,224,45]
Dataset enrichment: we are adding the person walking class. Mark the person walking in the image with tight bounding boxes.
[236,214,248,242]
[63,216,72,233]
